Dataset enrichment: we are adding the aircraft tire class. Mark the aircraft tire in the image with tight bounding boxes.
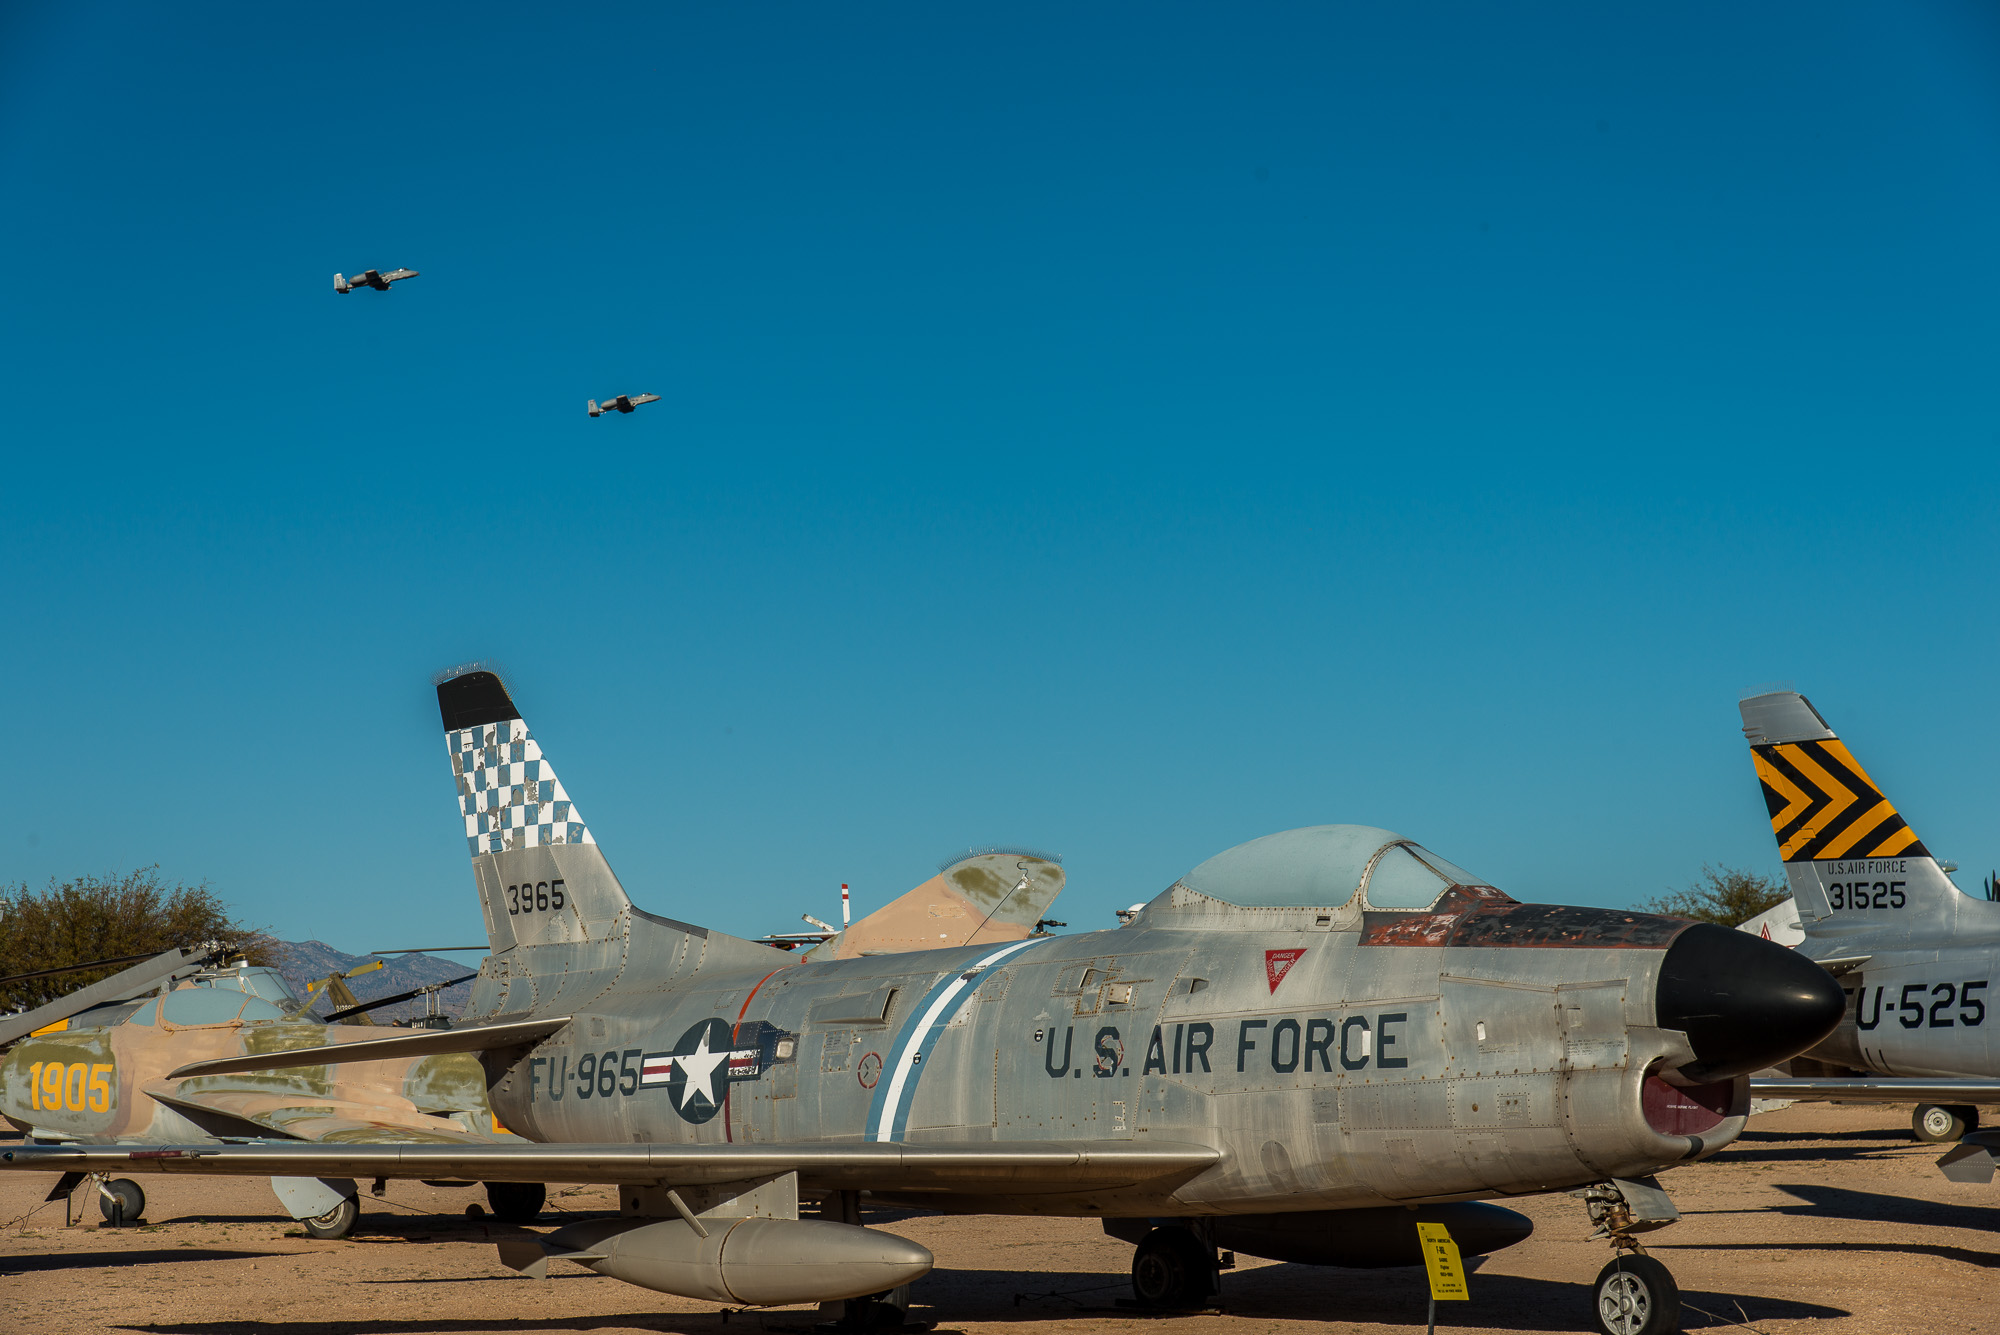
[1913,1104,1976,1143]
[484,1181,546,1221]
[1591,1254,1679,1335]
[98,1178,144,1225]
[301,1194,360,1239]
[1130,1226,1214,1308]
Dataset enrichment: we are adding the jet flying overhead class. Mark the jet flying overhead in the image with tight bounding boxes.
[334,268,418,293]
[1734,690,2000,1181]
[587,394,659,417]
[1,670,1846,1335]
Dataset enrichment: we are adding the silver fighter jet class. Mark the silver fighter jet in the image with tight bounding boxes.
[588,394,659,417]
[1735,690,2000,1181]
[334,268,418,294]
[0,671,1845,1335]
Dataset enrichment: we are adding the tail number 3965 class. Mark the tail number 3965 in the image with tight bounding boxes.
[506,880,566,915]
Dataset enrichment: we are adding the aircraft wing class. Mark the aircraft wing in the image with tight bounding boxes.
[145,1086,503,1146]
[165,1015,571,1080]
[630,393,661,406]
[1750,1077,2000,1103]
[382,268,419,282]
[0,1139,1219,1195]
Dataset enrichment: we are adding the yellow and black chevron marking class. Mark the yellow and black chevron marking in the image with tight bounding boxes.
[1751,740,1929,863]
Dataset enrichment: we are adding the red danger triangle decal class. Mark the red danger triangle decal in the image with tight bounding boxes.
[1265,948,1306,992]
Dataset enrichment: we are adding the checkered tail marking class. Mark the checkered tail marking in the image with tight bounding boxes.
[448,719,594,857]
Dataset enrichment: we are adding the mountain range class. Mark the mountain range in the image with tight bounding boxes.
[268,940,479,1024]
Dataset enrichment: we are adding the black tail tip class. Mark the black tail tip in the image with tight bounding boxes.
[436,666,521,732]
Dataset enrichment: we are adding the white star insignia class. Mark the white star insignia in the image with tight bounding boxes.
[674,1029,730,1111]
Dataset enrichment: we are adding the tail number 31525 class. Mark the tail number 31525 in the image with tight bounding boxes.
[506,880,566,915]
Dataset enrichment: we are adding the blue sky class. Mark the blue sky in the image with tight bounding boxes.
[3,3,1997,952]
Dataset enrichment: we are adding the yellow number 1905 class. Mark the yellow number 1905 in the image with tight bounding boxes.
[24,1061,114,1113]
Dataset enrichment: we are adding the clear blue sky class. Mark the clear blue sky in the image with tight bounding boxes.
[4,3,1997,952]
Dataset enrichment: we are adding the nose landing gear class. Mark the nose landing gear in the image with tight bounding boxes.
[1594,1254,1679,1335]
[1577,1177,1682,1335]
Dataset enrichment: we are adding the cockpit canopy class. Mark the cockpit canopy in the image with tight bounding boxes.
[1172,824,1495,911]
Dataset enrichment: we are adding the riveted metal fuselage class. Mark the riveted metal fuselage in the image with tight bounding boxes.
[481,900,1734,1218]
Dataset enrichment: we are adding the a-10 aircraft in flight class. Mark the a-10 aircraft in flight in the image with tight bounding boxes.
[1734,690,2000,1181]
[334,267,418,294]
[323,263,674,424]
[1,669,1845,1335]
[587,393,660,417]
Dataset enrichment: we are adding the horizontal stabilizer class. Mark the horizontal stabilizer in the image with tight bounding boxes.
[0,1139,1221,1196]
[166,1015,570,1080]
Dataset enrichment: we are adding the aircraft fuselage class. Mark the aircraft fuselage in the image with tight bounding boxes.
[483,911,1752,1218]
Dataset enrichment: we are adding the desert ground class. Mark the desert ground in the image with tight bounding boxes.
[2,1103,1992,1335]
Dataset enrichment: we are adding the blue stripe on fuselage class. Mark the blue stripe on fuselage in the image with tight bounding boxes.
[864,937,1050,1142]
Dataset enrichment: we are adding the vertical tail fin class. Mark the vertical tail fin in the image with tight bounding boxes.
[1740,690,1962,944]
[437,667,631,952]
[435,667,784,1007]
[803,849,1064,961]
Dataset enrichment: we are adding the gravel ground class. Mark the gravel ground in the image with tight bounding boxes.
[2,1103,1992,1335]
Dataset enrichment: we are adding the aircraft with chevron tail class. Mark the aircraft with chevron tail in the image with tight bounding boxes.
[1736,689,2000,1182]
[1,669,1847,1335]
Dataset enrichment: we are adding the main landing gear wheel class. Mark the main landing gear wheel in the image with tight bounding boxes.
[484,1181,546,1222]
[1913,1104,1978,1144]
[300,1194,360,1239]
[1592,1254,1680,1335]
[1130,1226,1216,1308]
[98,1178,144,1225]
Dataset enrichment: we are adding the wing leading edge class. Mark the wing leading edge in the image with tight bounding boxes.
[1,1139,1220,1195]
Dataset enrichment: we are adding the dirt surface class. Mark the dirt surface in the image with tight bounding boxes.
[2,1103,1992,1335]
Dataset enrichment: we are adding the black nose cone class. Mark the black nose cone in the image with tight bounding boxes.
[1654,922,1845,1081]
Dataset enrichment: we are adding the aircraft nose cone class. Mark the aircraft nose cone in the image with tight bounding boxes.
[1654,922,1844,1081]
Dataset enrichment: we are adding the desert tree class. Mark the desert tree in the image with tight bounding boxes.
[1640,864,1790,927]
[0,868,270,1011]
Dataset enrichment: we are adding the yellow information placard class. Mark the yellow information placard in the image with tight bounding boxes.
[1415,1222,1468,1301]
